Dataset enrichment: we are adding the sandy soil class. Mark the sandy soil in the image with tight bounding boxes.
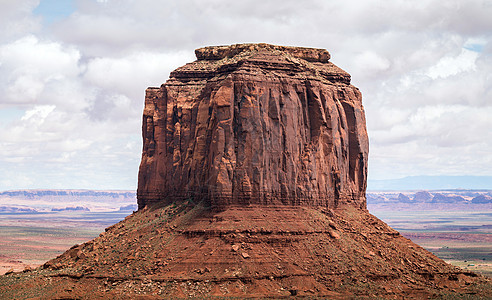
[0,201,490,299]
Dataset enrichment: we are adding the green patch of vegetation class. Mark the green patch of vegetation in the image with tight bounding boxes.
[434,246,492,261]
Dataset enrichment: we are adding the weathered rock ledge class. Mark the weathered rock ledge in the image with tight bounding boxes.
[195,43,331,62]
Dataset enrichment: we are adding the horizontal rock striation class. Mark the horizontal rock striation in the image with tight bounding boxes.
[137,43,368,209]
[5,202,489,299]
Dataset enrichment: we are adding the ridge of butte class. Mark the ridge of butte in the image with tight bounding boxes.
[137,43,369,210]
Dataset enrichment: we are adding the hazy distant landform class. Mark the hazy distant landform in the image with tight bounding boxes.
[0,190,136,275]
[0,190,137,213]
[368,175,492,190]
[2,188,490,214]
[1,188,491,278]
[367,189,492,278]
[368,189,492,206]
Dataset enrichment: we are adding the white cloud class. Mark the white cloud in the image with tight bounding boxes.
[0,0,491,190]
[21,104,55,122]
[0,35,81,105]
[352,51,391,80]
[83,51,193,102]
[0,0,41,41]
[426,48,478,79]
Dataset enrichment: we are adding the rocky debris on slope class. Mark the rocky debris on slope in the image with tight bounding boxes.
[1,200,489,299]
[137,43,368,210]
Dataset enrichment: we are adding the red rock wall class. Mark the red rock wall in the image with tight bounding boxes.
[137,44,368,210]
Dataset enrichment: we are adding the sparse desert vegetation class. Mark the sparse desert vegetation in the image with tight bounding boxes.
[2,199,489,298]
[368,190,492,278]
[0,209,131,274]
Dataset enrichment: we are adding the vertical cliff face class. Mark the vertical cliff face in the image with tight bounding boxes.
[137,44,368,209]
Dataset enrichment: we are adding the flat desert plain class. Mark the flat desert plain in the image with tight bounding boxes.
[369,203,492,277]
[1,190,491,278]
[0,211,130,274]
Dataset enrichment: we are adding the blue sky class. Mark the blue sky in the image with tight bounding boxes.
[0,0,491,190]
[33,0,75,24]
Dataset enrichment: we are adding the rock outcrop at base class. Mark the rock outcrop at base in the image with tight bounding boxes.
[137,43,368,209]
[1,201,490,299]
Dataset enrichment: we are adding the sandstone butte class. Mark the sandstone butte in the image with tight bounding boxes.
[137,43,368,211]
[0,44,490,299]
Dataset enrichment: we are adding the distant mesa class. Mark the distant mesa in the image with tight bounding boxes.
[413,190,432,202]
[0,190,135,199]
[0,206,37,213]
[118,204,138,211]
[472,194,492,204]
[0,189,136,213]
[432,193,466,203]
[396,193,411,202]
[51,206,89,212]
[367,190,492,206]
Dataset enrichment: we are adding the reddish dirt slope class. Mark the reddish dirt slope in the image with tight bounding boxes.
[0,200,490,299]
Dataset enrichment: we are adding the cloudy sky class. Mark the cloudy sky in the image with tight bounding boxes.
[0,0,491,191]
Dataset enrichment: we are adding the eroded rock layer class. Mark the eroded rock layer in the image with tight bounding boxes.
[137,43,368,209]
[1,201,489,299]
